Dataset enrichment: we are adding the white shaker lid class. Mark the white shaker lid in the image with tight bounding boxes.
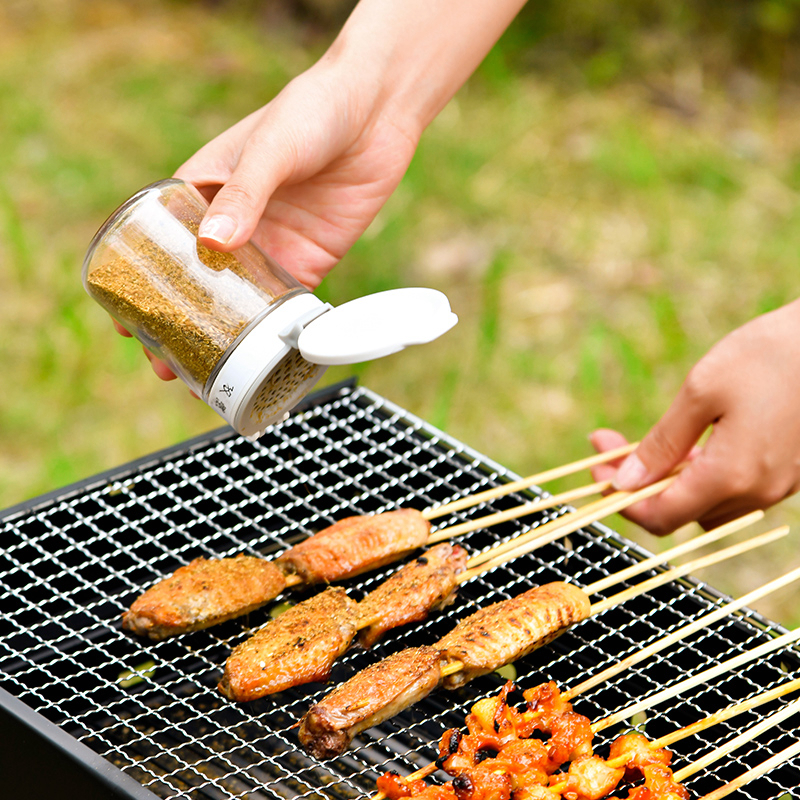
[289,287,458,366]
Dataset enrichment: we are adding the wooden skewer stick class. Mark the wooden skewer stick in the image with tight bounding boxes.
[659,677,800,751]
[563,560,800,701]
[438,526,788,679]
[426,480,612,544]
[360,512,766,631]
[588,525,788,616]
[673,694,800,783]
[585,510,763,594]
[423,442,638,520]
[594,620,800,733]
[459,509,763,586]
[695,737,800,800]
[463,474,679,572]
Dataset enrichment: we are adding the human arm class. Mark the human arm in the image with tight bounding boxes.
[131,0,528,380]
[177,0,530,283]
[589,298,800,535]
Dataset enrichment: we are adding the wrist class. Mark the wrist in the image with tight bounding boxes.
[320,0,528,138]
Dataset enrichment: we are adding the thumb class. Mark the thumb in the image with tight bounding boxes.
[613,380,716,491]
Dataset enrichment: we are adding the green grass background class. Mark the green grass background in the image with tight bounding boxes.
[2,0,800,623]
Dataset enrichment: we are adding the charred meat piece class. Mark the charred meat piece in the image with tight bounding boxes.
[122,555,287,640]
[277,509,430,585]
[218,586,358,702]
[298,645,444,759]
[436,582,591,689]
[357,543,468,648]
[523,680,574,733]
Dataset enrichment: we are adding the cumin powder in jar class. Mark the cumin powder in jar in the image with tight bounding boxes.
[83,179,329,437]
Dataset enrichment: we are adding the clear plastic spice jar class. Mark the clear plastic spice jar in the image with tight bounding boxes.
[83,179,457,439]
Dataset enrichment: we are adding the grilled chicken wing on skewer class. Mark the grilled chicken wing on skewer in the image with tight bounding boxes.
[121,555,287,640]
[299,646,445,760]
[297,583,591,758]
[436,582,591,690]
[218,586,358,701]
[357,543,467,648]
[218,542,466,702]
[276,508,431,584]
[124,509,430,639]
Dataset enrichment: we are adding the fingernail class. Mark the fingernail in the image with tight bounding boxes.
[198,214,237,245]
[612,453,650,491]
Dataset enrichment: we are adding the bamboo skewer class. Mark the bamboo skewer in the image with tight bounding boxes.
[426,480,612,543]
[463,474,679,572]
[459,509,763,585]
[423,442,638,520]
[588,525,787,616]
[585,510,763,594]
[563,561,800,701]
[665,680,800,754]
[594,622,800,733]
[673,694,800,783]
[358,512,767,630]
[696,738,800,800]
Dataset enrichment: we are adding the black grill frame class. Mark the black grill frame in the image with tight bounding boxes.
[1,380,799,800]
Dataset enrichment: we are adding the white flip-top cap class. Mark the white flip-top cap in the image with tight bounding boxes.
[293,287,458,366]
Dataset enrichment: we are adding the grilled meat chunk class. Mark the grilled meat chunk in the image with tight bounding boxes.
[122,555,287,640]
[298,645,444,759]
[436,582,591,689]
[218,586,358,702]
[562,755,625,800]
[609,733,672,781]
[277,509,430,585]
[357,543,468,648]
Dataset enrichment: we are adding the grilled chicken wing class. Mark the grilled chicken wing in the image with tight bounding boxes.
[277,509,431,584]
[436,582,591,689]
[218,586,358,702]
[298,645,445,759]
[122,555,287,640]
[356,543,468,648]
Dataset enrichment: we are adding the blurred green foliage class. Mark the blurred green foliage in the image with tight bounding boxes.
[1,0,800,624]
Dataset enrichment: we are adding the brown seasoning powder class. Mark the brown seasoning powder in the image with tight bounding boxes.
[86,189,294,389]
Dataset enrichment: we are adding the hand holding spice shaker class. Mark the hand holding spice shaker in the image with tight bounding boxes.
[83,179,457,439]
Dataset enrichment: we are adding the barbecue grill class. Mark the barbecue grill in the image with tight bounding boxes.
[1,380,798,800]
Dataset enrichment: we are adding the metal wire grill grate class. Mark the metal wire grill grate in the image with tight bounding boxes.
[1,383,799,800]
